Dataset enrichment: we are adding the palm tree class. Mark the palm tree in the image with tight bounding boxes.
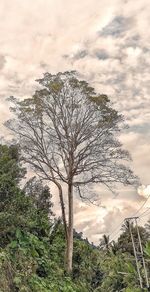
[99,234,110,251]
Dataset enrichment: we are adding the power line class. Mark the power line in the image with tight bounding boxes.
[133,195,150,217]
[139,209,150,219]
[139,207,150,217]
[109,220,124,238]
[110,231,122,243]
[99,225,123,249]
[99,194,150,249]
[99,220,124,249]
[109,195,150,241]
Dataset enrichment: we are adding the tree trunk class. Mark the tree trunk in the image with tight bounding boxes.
[58,187,68,240]
[66,182,73,273]
[55,181,68,240]
[55,179,74,273]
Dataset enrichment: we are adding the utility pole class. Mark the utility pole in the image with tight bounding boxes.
[124,217,149,290]
[135,218,149,289]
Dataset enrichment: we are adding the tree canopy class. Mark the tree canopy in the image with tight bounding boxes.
[6,71,138,272]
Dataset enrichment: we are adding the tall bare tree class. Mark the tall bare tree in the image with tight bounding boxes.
[6,71,138,272]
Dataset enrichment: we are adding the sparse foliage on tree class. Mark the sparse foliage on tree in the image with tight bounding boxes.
[6,71,138,272]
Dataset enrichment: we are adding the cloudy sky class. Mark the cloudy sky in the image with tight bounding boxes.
[0,0,150,243]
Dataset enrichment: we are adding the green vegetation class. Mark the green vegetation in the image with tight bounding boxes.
[0,144,150,291]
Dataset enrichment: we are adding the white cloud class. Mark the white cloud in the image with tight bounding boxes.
[0,0,149,242]
[138,185,150,198]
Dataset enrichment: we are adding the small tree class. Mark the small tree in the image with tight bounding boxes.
[23,176,53,216]
[0,144,26,212]
[118,222,148,255]
[6,71,138,272]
